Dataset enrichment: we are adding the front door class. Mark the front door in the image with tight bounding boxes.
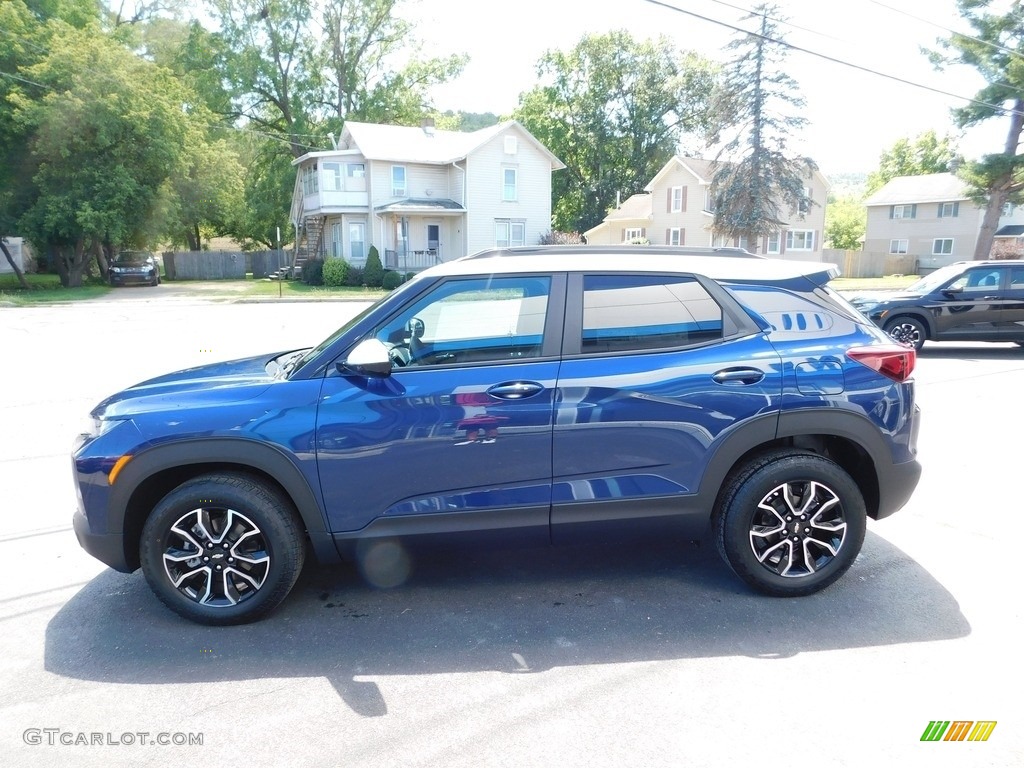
[315,274,564,538]
[426,223,440,262]
[932,266,1007,341]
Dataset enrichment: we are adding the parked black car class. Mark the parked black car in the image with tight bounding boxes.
[850,260,1024,350]
[109,252,160,286]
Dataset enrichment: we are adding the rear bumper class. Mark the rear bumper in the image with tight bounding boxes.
[875,404,922,520]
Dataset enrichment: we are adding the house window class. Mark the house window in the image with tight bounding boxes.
[392,165,406,196]
[331,222,343,258]
[711,233,730,248]
[798,186,812,214]
[933,238,954,255]
[496,219,526,248]
[939,201,959,218]
[1003,201,1015,217]
[766,232,780,254]
[786,230,815,251]
[736,235,750,251]
[322,162,343,191]
[349,221,366,261]
[704,190,716,213]
[302,164,319,195]
[667,227,683,246]
[347,163,365,178]
[502,168,518,201]
[670,186,683,213]
[624,227,644,242]
[889,239,908,254]
[891,204,916,219]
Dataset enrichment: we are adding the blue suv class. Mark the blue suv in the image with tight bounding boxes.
[72,247,922,624]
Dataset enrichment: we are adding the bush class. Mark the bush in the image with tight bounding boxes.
[539,230,584,245]
[364,246,384,287]
[404,272,415,283]
[345,266,364,286]
[302,258,324,286]
[382,270,403,290]
[322,258,349,287]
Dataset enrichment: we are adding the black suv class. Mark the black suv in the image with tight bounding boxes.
[851,260,1024,350]
[73,246,922,624]
[109,251,160,287]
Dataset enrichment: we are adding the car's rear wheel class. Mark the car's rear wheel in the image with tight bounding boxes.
[139,473,305,625]
[884,315,926,351]
[715,451,866,596]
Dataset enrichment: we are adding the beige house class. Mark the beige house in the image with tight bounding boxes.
[585,156,829,259]
[863,172,1024,270]
[289,120,564,274]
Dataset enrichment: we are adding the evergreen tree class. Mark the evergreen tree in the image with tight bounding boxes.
[709,4,814,252]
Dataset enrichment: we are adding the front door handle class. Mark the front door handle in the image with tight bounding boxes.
[487,381,544,400]
[712,368,765,385]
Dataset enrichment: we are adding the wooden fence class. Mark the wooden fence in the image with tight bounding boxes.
[823,249,919,278]
[162,250,288,280]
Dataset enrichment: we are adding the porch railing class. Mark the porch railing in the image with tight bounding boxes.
[384,248,440,271]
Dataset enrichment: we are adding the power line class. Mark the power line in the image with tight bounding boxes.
[643,0,1024,119]
[0,70,52,90]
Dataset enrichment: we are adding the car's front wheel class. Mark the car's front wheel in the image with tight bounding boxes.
[715,451,867,597]
[884,315,926,351]
[139,473,305,625]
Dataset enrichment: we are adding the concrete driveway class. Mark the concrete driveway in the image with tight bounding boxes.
[0,296,1020,768]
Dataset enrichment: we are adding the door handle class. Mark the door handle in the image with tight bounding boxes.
[487,381,544,400]
[712,368,765,385]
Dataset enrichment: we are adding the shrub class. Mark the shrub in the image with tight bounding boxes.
[364,246,384,287]
[302,258,324,285]
[404,272,415,283]
[382,270,403,290]
[345,266,364,286]
[539,230,584,245]
[322,258,349,287]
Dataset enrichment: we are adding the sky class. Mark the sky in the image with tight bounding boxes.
[404,0,1009,176]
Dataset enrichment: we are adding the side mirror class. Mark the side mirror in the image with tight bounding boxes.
[942,285,963,296]
[338,338,392,378]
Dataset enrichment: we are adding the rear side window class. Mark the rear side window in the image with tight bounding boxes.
[581,275,723,353]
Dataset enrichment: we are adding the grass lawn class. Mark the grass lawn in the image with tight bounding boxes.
[237,278,386,300]
[831,274,918,292]
[0,273,111,305]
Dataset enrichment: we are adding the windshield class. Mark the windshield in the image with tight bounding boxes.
[904,264,965,294]
[283,300,380,378]
[114,254,151,265]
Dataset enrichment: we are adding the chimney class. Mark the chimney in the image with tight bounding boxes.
[327,132,338,150]
[421,117,435,137]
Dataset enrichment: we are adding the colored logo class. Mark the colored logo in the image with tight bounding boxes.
[921,721,997,742]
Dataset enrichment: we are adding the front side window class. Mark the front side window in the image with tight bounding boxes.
[580,274,724,354]
[502,168,518,201]
[958,267,1004,291]
[786,230,815,251]
[373,276,551,367]
[889,239,908,254]
[933,238,953,255]
[392,165,406,196]
[495,219,526,248]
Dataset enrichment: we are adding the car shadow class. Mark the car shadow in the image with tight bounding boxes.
[45,532,968,717]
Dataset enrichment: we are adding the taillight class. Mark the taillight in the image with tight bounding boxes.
[846,345,916,382]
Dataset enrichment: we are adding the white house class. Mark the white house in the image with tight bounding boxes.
[288,119,564,275]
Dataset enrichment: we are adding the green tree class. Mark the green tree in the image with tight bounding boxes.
[824,195,866,250]
[709,4,814,252]
[865,131,958,194]
[7,20,189,285]
[932,0,1024,259]
[227,139,296,250]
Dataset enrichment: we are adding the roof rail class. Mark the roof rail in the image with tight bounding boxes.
[461,245,765,261]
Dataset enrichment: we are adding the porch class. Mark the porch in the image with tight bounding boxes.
[384,248,441,271]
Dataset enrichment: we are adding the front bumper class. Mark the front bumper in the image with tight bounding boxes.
[73,508,132,572]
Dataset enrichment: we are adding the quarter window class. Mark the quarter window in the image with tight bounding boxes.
[580,274,724,354]
[933,238,953,255]
[889,239,908,254]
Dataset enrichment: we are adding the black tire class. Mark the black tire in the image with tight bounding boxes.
[883,315,926,351]
[139,473,306,625]
[714,450,867,597]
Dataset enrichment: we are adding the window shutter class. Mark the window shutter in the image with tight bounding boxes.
[665,228,670,244]
[954,201,959,217]
[680,228,685,245]
[681,187,687,212]
[938,204,944,218]
[641,227,646,239]
[667,188,672,213]
[621,228,626,242]
[911,204,917,218]
[889,206,894,219]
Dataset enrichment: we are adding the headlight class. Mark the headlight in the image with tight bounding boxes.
[82,415,128,438]
[853,301,879,313]
[110,267,122,273]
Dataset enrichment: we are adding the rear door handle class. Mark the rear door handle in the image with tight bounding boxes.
[487,381,544,400]
[712,368,765,385]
